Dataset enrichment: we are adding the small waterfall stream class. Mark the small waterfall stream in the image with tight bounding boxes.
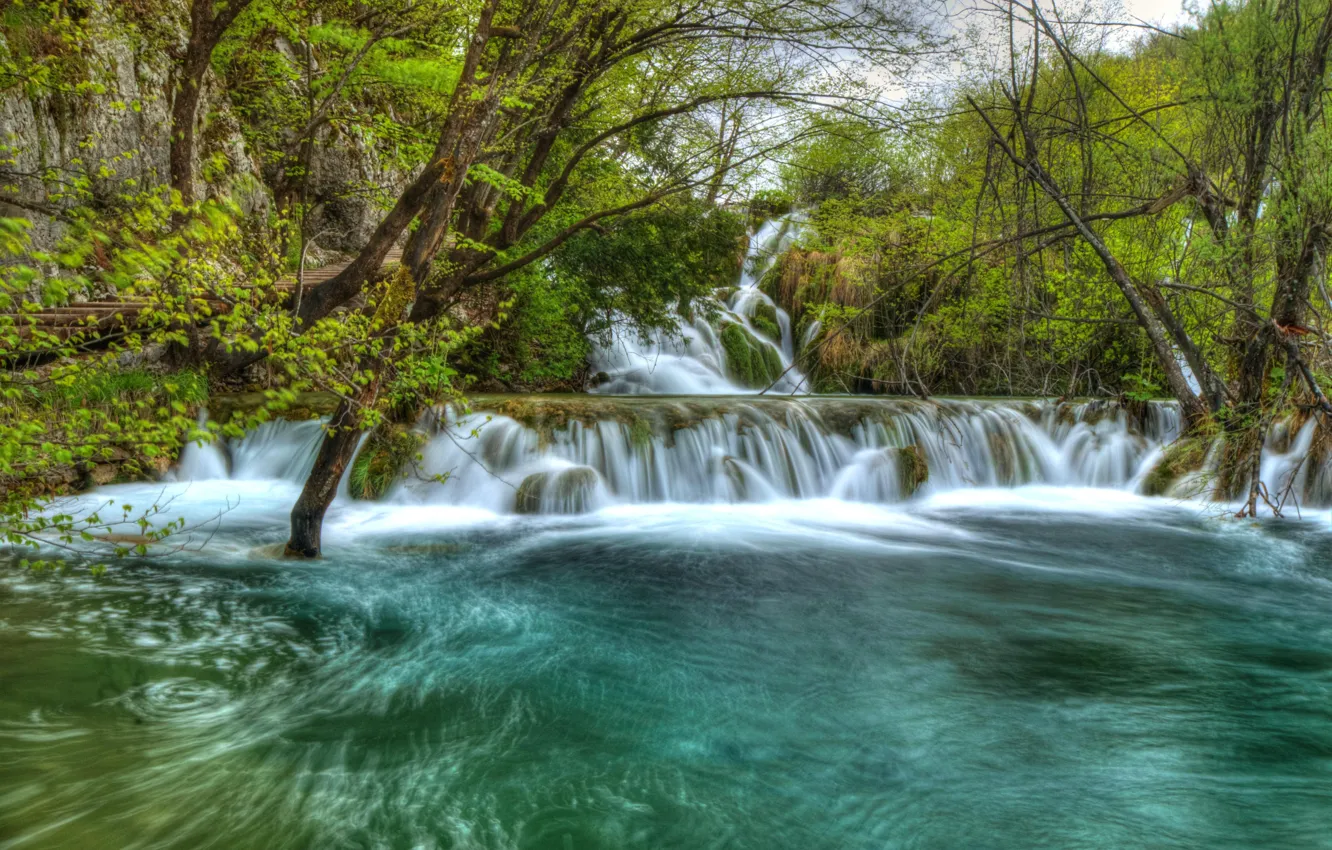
[588,216,807,394]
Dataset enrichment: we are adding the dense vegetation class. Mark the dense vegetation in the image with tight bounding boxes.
[2,0,1331,553]
[768,0,1332,514]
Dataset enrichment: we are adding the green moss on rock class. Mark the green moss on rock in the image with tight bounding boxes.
[896,444,929,497]
[1142,436,1209,497]
[720,322,783,389]
[348,426,426,500]
[749,302,782,343]
[515,466,602,514]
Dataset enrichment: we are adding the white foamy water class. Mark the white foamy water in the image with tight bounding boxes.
[162,397,1189,518]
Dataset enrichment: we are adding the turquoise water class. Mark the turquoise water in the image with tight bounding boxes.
[3,493,1332,848]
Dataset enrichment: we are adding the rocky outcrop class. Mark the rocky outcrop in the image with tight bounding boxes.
[514,466,604,514]
[0,3,260,251]
[719,322,783,389]
[0,1,402,258]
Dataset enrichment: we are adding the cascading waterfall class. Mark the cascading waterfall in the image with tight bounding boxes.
[176,396,1202,514]
[588,215,808,394]
[163,212,1332,520]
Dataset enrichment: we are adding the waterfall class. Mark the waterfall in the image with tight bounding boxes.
[588,215,808,394]
[159,208,1332,520]
[173,397,1204,514]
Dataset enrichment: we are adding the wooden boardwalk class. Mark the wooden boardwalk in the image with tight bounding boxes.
[6,248,402,344]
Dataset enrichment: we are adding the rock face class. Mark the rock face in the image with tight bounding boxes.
[0,1,399,256]
[1,4,248,250]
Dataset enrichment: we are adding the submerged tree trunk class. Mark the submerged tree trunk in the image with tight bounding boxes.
[284,266,417,558]
[284,400,363,558]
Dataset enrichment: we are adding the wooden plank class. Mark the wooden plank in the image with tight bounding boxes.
[9,246,403,349]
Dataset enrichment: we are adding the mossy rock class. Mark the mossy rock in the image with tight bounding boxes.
[1141,435,1210,496]
[719,322,784,389]
[515,466,602,514]
[758,261,785,304]
[896,445,929,497]
[627,418,655,447]
[749,302,782,344]
[348,426,427,500]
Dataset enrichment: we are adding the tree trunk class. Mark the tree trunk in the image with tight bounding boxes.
[170,0,254,216]
[284,401,362,558]
[284,265,418,558]
[169,75,204,210]
[208,0,503,378]
[1143,284,1228,412]
[1036,177,1209,427]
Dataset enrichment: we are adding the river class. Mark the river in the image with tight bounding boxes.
[4,488,1332,848]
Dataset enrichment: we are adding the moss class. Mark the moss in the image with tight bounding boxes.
[1142,435,1210,496]
[515,466,601,514]
[348,426,426,500]
[758,262,784,304]
[720,322,783,389]
[627,417,654,447]
[750,302,781,343]
[896,444,929,496]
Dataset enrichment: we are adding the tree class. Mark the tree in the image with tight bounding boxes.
[961,0,1332,511]
[276,0,938,556]
[171,0,257,211]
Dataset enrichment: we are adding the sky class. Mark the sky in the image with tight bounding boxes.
[1123,0,1190,26]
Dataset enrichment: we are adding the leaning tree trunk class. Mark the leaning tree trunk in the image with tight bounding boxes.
[1038,187,1210,428]
[284,266,417,558]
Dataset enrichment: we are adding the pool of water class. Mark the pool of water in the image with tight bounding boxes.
[3,490,1332,848]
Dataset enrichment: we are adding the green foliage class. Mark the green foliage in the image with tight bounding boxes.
[1122,372,1162,403]
[553,202,748,344]
[749,188,794,222]
[782,120,923,205]
[468,201,747,389]
[0,0,98,98]
[493,265,591,386]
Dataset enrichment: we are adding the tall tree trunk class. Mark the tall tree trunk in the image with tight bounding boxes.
[170,0,254,215]
[285,266,417,558]
[208,0,502,378]
[1061,215,1207,427]
[283,3,504,557]
[1143,284,1228,412]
